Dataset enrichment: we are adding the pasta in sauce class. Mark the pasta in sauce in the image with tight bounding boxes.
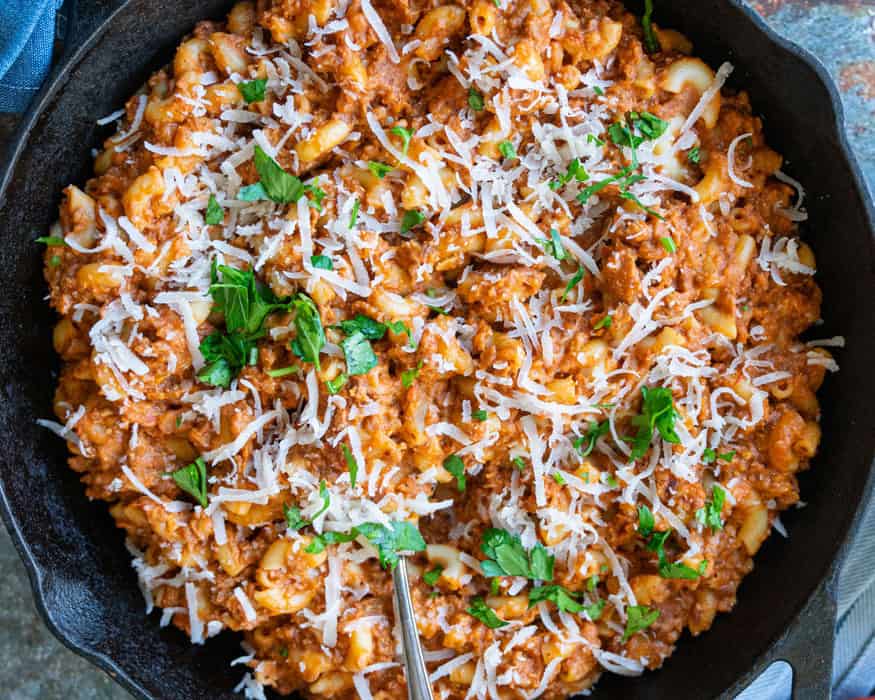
[40,0,839,697]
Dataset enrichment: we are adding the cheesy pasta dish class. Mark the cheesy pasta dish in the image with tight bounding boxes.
[39,0,840,697]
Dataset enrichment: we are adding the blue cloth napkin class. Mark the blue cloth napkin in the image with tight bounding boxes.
[0,4,873,699]
[0,0,64,112]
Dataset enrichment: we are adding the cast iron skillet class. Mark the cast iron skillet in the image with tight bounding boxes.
[0,0,872,698]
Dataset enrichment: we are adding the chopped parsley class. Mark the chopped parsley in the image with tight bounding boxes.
[205,195,224,225]
[702,448,735,465]
[629,386,680,460]
[512,456,526,471]
[583,598,606,620]
[337,314,389,339]
[197,263,290,387]
[528,585,583,613]
[443,454,466,492]
[368,161,393,179]
[688,146,701,165]
[552,472,566,485]
[696,484,727,532]
[468,87,485,112]
[325,373,348,394]
[594,314,613,330]
[550,158,588,191]
[472,409,488,422]
[238,78,267,103]
[36,235,67,246]
[641,0,660,54]
[247,145,309,204]
[49,255,61,266]
[574,420,609,457]
[342,444,359,488]
[307,521,426,570]
[609,112,669,150]
[290,293,326,369]
[498,140,516,160]
[310,254,333,270]
[400,209,426,234]
[169,457,208,508]
[266,365,299,378]
[638,505,704,579]
[283,480,330,530]
[593,86,605,97]
[587,134,604,147]
[660,236,677,254]
[538,228,568,261]
[423,566,443,586]
[341,331,377,376]
[401,360,423,388]
[480,528,554,581]
[467,597,508,628]
[623,605,660,642]
[390,125,413,154]
[349,198,360,228]
[560,265,585,302]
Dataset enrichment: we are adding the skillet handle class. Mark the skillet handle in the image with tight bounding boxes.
[777,577,837,699]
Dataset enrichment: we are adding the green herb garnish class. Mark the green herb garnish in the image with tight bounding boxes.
[629,386,680,460]
[468,87,485,112]
[238,78,267,103]
[390,126,413,155]
[205,195,224,225]
[423,566,443,586]
[641,0,660,54]
[443,454,466,492]
[267,365,299,378]
[499,140,516,160]
[574,420,609,457]
[342,444,358,488]
[467,597,508,628]
[290,293,325,369]
[341,331,378,376]
[400,209,426,234]
[349,198,360,228]
[368,161,393,179]
[696,485,726,533]
[401,360,423,388]
[479,528,554,581]
[660,236,676,254]
[623,605,660,642]
[472,409,488,422]
[688,146,701,165]
[326,373,348,394]
[528,585,584,613]
[560,265,585,302]
[170,457,208,508]
[310,254,333,270]
[594,314,613,330]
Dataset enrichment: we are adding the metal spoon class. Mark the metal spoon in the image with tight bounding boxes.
[392,556,435,700]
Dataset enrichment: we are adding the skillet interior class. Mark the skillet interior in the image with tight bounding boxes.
[0,0,872,698]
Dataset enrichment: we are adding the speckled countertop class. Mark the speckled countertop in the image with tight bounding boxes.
[1,1,873,698]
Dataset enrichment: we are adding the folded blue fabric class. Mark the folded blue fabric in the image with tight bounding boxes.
[0,6,873,700]
[0,0,64,112]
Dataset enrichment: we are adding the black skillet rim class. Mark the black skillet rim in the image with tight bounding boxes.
[0,1,873,698]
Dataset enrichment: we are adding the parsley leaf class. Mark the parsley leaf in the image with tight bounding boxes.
[342,444,358,488]
[284,480,330,531]
[512,456,526,471]
[587,133,604,146]
[326,373,348,394]
[560,265,585,302]
[356,521,427,570]
[629,386,680,460]
[35,235,67,246]
[594,314,612,330]
[337,314,388,340]
[528,585,584,613]
[472,409,488,422]
[538,228,568,261]
[341,331,378,376]
[443,454,466,492]
[640,505,705,579]
[368,161,393,179]
[310,254,333,270]
[696,485,726,532]
[573,420,609,457]
[305,530,359,554]
[660,236,677,254]
[468,87,485,112]
[423,566,443,586]
[480,528,554,581]
[583,598,606,620]
[170,457,208,508]
[390,126,413,154]
[349,198,360,228]
[198,331,251,388]
[637,504,656,538]
[290,293,325,369]
[267,365,299,378]
[253,145,307,204]
[467,597,508,628]
[688,146,701,165]
[550,158,589,191]
[238,78,267,103]
[401,360,423,388]
[400,209,426,234]
[623,605,660,642]
[659,560,703,580]
[499,140,516,160]
[205,195,224,225]
[641,0,660,54]
[208,262,290,338]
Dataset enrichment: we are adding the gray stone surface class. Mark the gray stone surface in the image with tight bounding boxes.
[0,1,872,699]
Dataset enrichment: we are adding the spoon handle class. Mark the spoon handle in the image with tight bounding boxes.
[392,556,434,700]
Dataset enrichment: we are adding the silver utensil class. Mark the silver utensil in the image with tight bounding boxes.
[392,556,434,700]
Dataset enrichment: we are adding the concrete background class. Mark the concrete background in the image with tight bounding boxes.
[0,1,872,698]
